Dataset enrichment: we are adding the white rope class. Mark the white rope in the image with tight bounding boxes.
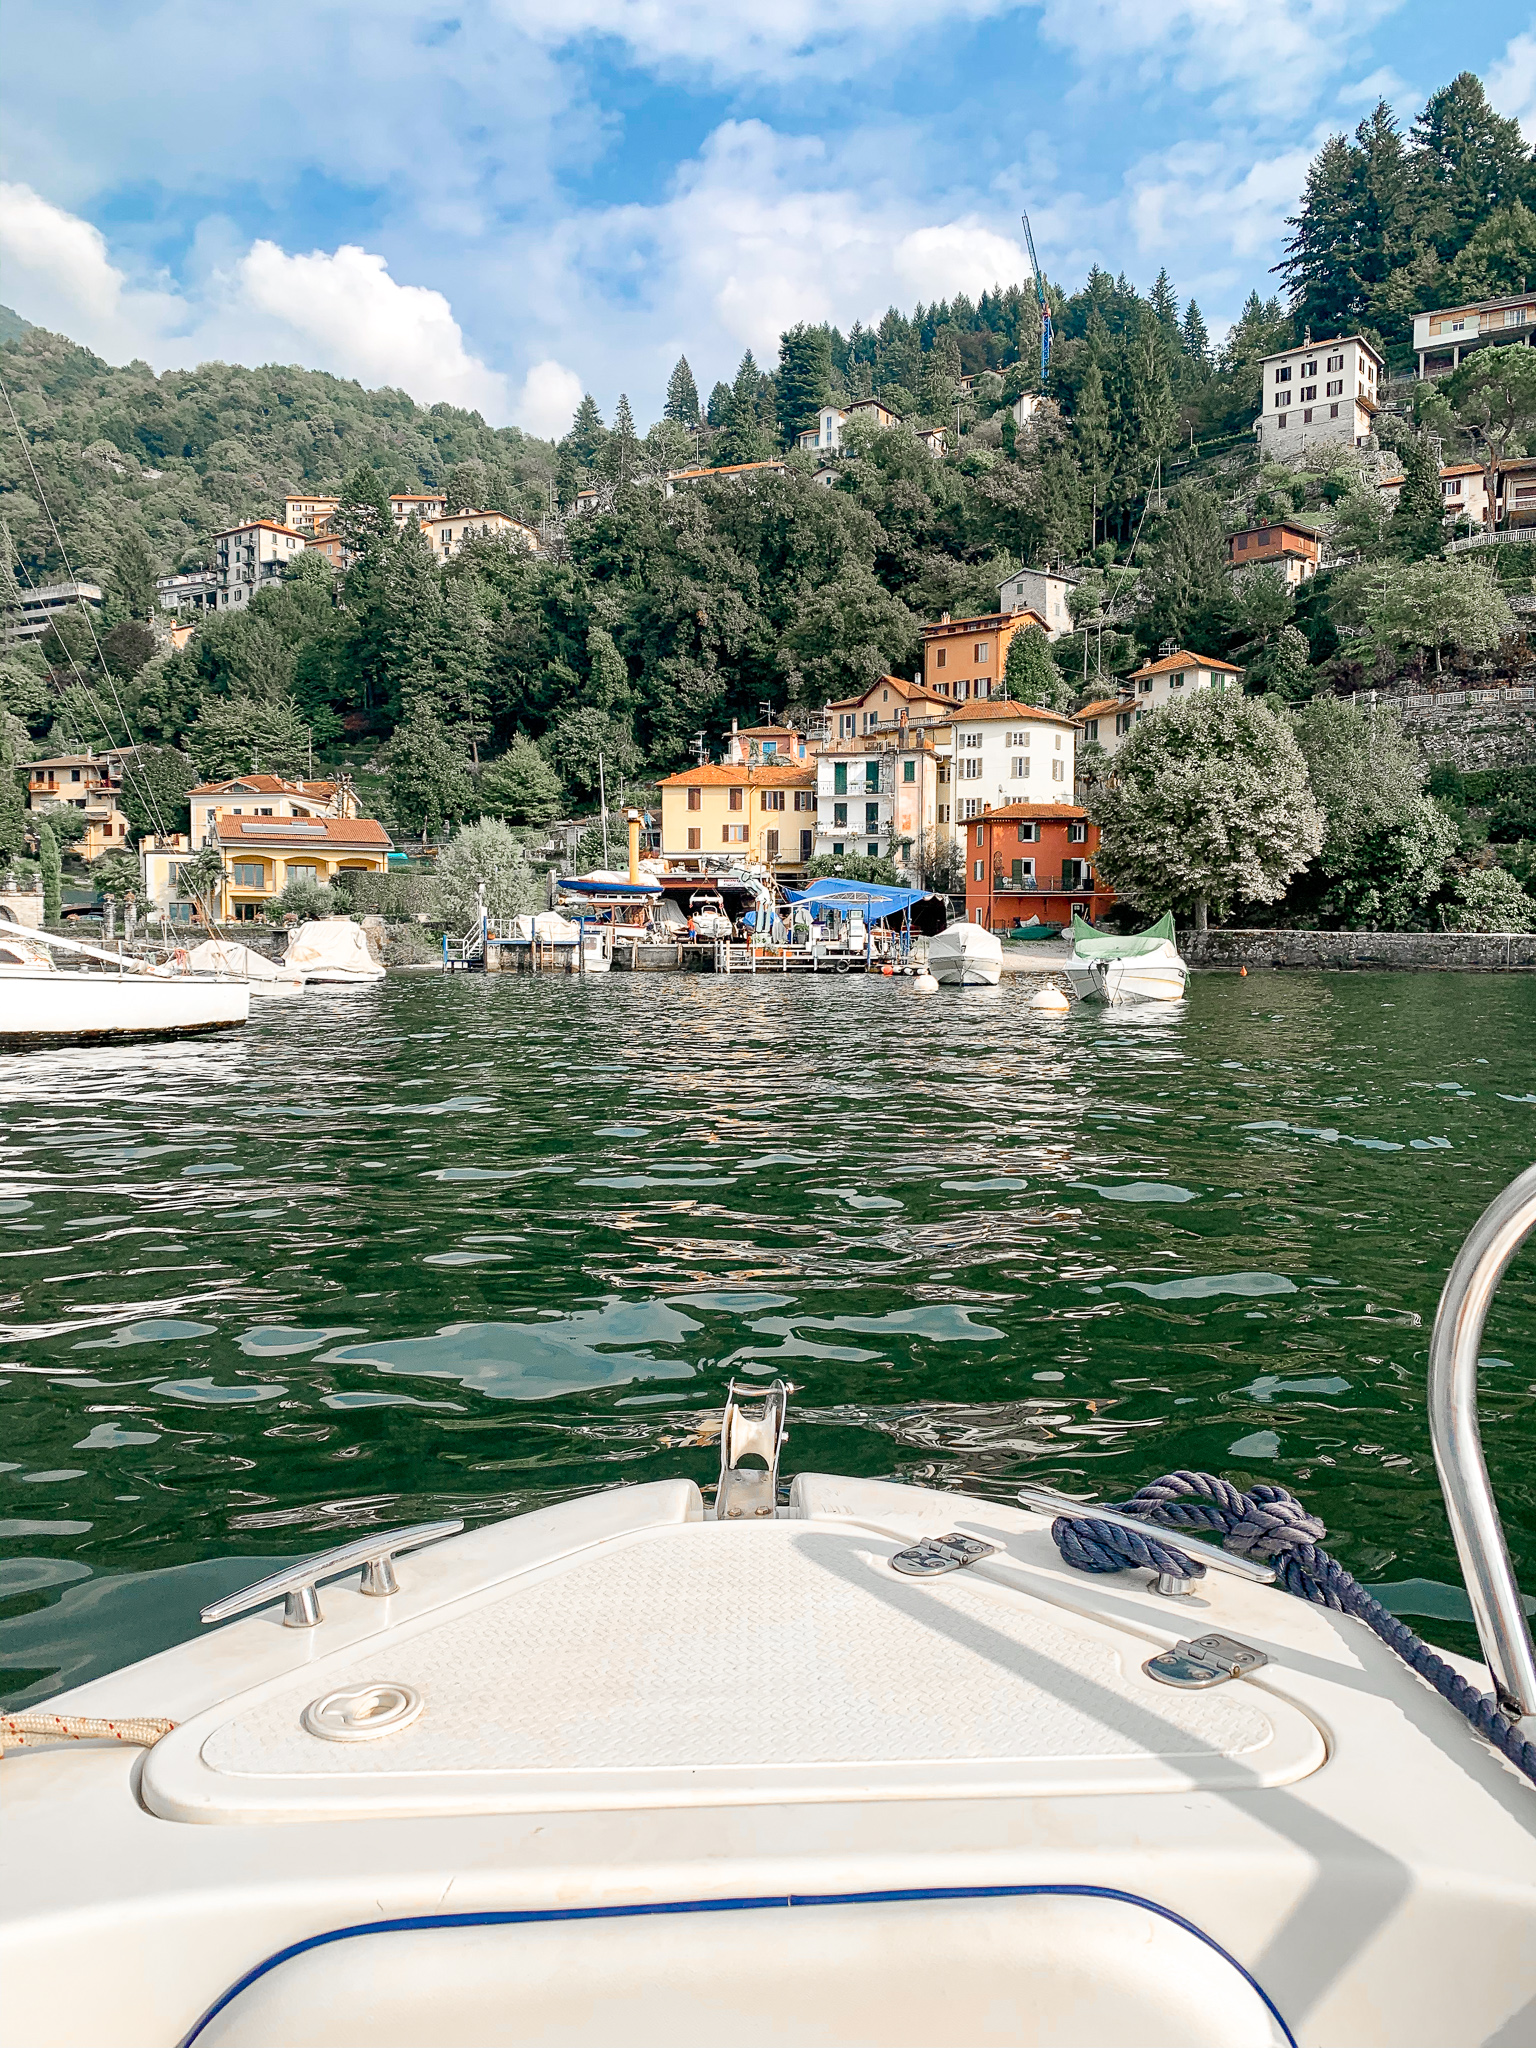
[0,1711,176,1756]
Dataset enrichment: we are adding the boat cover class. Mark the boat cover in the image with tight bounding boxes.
[1070,911,1177,959]
[283,918,384,979]
[513,912,582,943]
[185,940,297,982]
[558,873,663,896]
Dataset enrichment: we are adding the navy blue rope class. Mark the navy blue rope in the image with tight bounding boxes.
[1048,1468,1536,1790]
[175,1883,1295,2048]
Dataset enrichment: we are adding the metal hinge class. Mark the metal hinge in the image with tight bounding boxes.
[1144,1633,1269,1689]
[890,1532,1001,1577]
[716,1378,788,1520]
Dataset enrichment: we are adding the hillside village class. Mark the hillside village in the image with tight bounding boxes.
[4,68,1536,940]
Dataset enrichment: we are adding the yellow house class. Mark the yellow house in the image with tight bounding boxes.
[657,761,816,870]
[141,815,393,922]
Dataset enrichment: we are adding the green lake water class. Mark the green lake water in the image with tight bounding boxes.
[3,968,1536,1703]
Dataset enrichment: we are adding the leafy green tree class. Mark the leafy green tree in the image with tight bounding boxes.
[103,619,157,680]
[91,848,142,901]
[477,736,565,824]
[1444,864,1535,932]
[1369,558,1512,671]
[1448,345,1536,525]
[1001,624,1070,709]
[38,819,61,923]
[264,876,336,922]
[105,525,159,623]
[1388,435,1450,558]
[1246,623,1315,701]
[119,747,198,841]
[432,817,536,927]
[0,654,50,731]
[540,705,639,804]
[1291,696,1424,869]
[776,324,834,447]
[1315,797,1457,929]
[1091,691,1322,929]
[1135,486,1229,652]
[330,466,394,557]
[444,460,491,513]
[177,841,226,915]
[387,697,474,845]
[1449,201,1536,301]
[803,853,899,885]
[0,712,26,864]
[190,694,313,778]
[0,519,23,625]
[664,357,701,427]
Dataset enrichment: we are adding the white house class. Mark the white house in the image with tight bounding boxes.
[997,567,1075,639]
[1255,336,1383,459]
[813,731,943,871]
[1375,462,1492,532]
[1076,648,1244,760]
[796,406,847,453]
[935,700,1078,839]
[212,521,308,610]
[155,569,218,613]
[1413,293,1536,380]
[421,511,538,561]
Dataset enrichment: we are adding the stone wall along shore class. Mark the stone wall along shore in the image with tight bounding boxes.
[1183,929,1536,972]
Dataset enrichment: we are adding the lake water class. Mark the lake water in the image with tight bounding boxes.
[3,968,1536,1703]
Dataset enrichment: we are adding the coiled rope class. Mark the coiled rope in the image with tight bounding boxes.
[0,1712,175,1757]
[1049,1468,1536,1791]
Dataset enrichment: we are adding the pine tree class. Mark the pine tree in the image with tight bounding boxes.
[566,394,608,472]
[106,525,159,623]
[1148,269,1180,333]
[705,381,733,430]
[605,395,640,486]
[331,466,394,556]
[38,819,61,924]
[1180,301,1209,364]
[1280,132,1364,336]
[715,353,774,466]
[1413,72,1532,263]
[1072,360,1112,546]
[1000,625,1068,710]
[775,323,834,447]
[663,356,701,427]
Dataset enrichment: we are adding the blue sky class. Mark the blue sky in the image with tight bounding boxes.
[1,2,1533,437]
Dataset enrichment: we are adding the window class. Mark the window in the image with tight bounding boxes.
[833,763,847,795]
[1016,822,1037,842]
[935,648,946,668]
[230,861,265,888]
[839,714,855,738]
[728,787,743,811]
[1068,821,1086,844]
[800,830,813,860]
[793,790,815,811]
[1085,719,1099,740]
[686,786,701,811]
[1326,353,1343,372]
[1277,413,1287,428]
[865,764,879,793]
[974,641,990,663]
[959,758,983,780]
[974,861,984,882]
[687,827,701,850]
[833,803,847,827]
[902,759,915,783]
[938,805,949,824]
[1301,385,1316,402]
[962,798,981,820]
[760,789,785,811]
[1303,409,1313,424]
[1275,365,1291,382]
[764,830,779,859]
[867,843,878,857]
[960,730,982,749]
[1011,757,1029,779]
[1302,360,1317,378]
[1140,680,1153,695]
[937,762,950,785]
[1005,729,1031,747]
[1115,712,1133,735]
[1330,403,1340,419]
[832,842,845,856]
[1444,478,1462,497]
[1326,379,1343,397]
[722,824,747,843]
[1010,859,1034,884]
[1052,759,1065,783]
[863,712,878,732]
[286,863,320,883]
[866,802,879,829]
[70,769,80,782]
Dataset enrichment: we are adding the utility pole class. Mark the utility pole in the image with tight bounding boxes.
[598,753,609,867]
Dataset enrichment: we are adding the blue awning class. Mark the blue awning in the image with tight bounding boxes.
[785,879,940,921]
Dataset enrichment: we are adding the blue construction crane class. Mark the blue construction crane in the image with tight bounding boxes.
[1021,212,1051,383]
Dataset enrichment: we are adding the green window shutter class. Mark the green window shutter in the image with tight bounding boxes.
[865,765,879,792]
[1011,859,1024,883]
[834,763,847,795]
[903,760,915,782]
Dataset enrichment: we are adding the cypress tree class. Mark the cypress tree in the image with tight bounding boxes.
[663,357,701,426]
[0,713,25,865]
[0,520,22,623]
[1389,436,1449,558]
[606,395,640,486]
[39,819,60,924]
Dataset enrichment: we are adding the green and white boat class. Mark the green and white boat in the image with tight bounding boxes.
[1065,912,1188,1006]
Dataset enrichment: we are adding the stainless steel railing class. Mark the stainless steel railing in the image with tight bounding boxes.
[1428,1163,1536,1720]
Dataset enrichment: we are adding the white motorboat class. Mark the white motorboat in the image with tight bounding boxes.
[0,921,249,1045]
[11,1177,1536,2048]
[1064,911,1188,1005]
[927,918,1004,987]
[283,916,386,985]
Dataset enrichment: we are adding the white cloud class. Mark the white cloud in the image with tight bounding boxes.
[1489,30,1536,144]
[1128,140,1314,268]
[515,360,587,436]
[0,184,516,424]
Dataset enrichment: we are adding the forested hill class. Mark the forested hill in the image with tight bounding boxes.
[0,67,1532,846]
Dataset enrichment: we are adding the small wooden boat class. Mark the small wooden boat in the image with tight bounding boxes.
[1065,911,1188,1005]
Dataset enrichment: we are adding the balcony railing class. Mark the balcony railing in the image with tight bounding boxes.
[993,872,1094,894]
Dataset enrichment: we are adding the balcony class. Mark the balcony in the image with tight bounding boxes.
[993,871,1094,895]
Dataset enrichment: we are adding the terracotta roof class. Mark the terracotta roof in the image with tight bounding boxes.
[734,724,800,739]
[28,754,120,770]
[665,461,787,481]
[657,762,813,788]
[1126,649,1243,679]
[213,817,391,848]
[981,802,1088,822]
[192,775,337,796]
[947,699,1078,726]
[210,520,308,540]
[824,675,952,712]
[1075,697,1130,719]
[1440,463,1484,477]
[921,610,1021,635]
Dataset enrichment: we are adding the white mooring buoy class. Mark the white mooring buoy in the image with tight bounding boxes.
[913,971,939,993]
[1030,984,1071,1012]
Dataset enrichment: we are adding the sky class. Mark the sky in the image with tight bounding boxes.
[1,4,1534,440]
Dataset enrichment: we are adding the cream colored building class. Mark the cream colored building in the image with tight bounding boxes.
[187,774,357,852]
[657,761,816,870]
[1255,336,1383,458]
[26,752,133,862]
[142,813,391,922]
[420,511,538,562]
[936,700,1078,838]
[214,520,308,610]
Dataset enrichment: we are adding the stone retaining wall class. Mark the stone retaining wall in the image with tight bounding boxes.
[1183,928,1536,972]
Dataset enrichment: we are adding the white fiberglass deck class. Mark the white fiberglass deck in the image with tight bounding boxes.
[146,1517,1322,1823]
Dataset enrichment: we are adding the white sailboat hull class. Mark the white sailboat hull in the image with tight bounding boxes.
[1066,943,1188,1006]
[6,1473,1535,2048]
[0,970,249,1045]
[926,924,1004,987]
